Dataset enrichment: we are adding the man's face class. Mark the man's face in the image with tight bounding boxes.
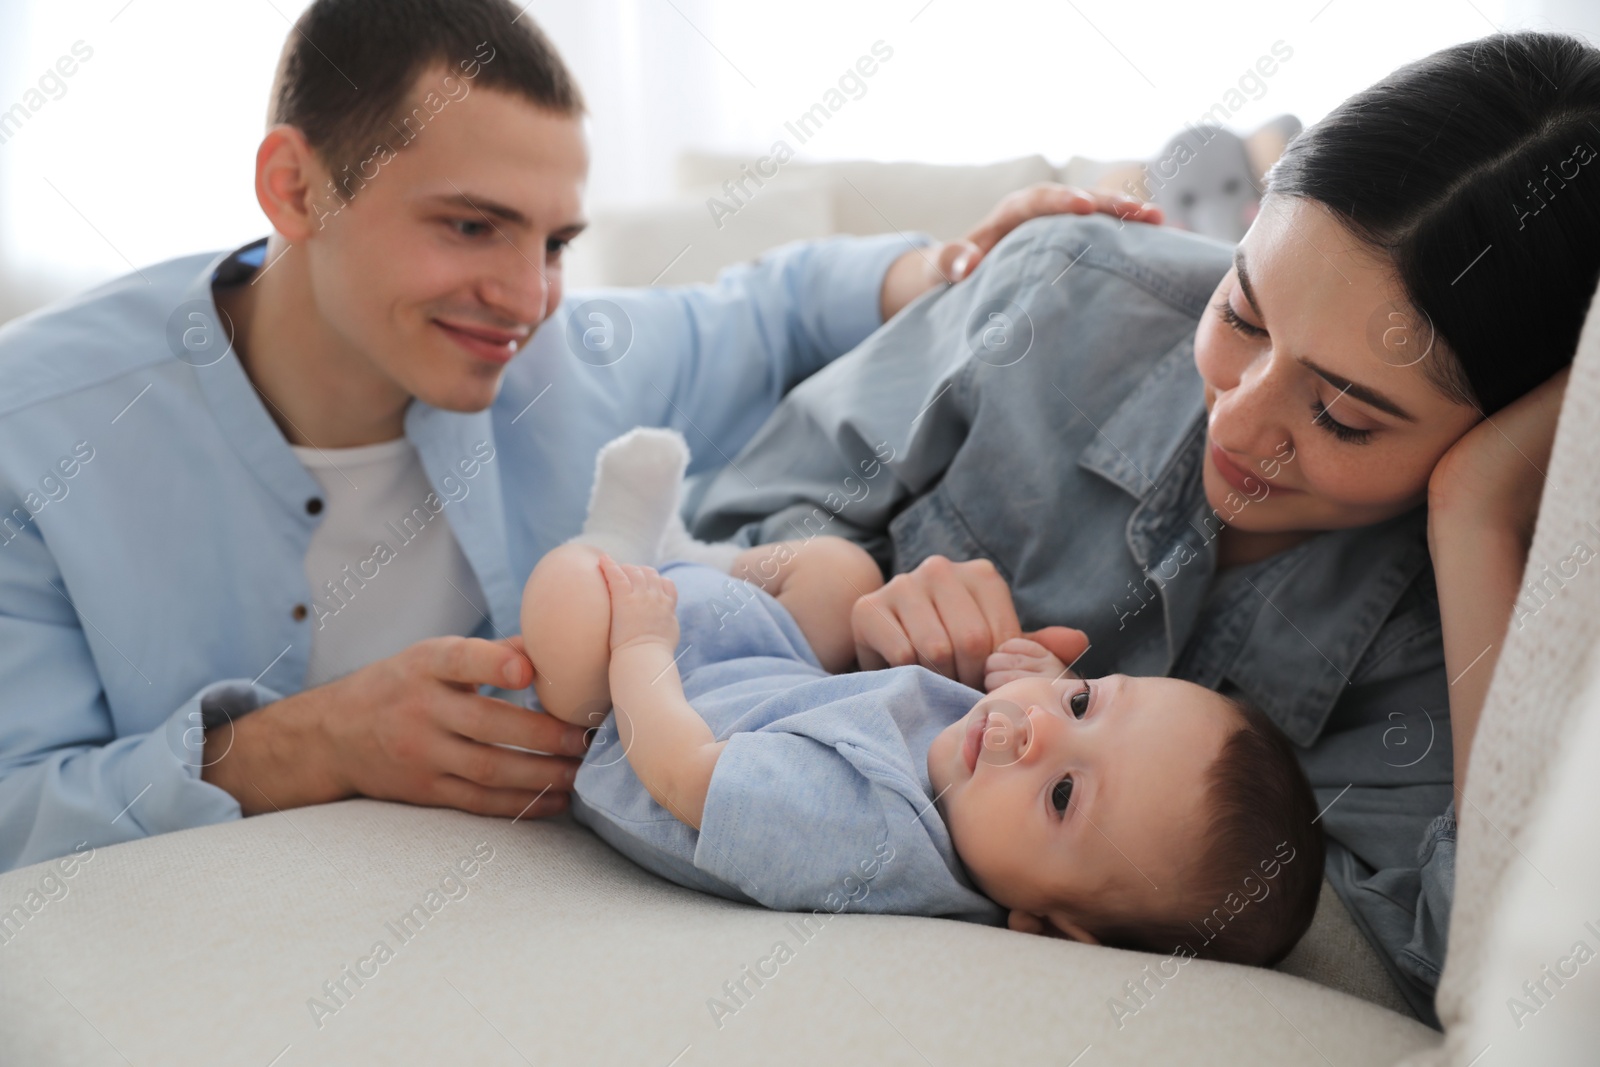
[303,66,588,413]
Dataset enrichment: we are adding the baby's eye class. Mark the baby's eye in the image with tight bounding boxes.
[1051,776,1074,815]
[1067,683,1091,719]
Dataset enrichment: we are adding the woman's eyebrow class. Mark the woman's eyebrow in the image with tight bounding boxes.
[1301,361,1417,422]
[1233,247,1265,321]
[1234,249,1417,423]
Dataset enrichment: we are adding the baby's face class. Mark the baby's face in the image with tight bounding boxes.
[927,674,1241,936]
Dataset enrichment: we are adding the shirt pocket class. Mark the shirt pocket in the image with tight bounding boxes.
[886,480,1006,580]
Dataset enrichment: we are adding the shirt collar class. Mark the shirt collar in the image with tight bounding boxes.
[212,236,268,286]
[1225,508,1433,746]
[189,236,523,641]
[1075,331,1435,746]
[183,237,327,523]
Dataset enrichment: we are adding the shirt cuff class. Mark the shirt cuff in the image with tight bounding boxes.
[813,231,935,356]
[131,679,285,835]
[1399,801,1457,987]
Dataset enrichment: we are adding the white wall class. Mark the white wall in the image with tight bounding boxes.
[6,0,1591,325]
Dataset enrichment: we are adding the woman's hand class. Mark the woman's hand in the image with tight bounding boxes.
[1427,367,1570,549]
[850,554,1089,689]
[879,184,1163,319]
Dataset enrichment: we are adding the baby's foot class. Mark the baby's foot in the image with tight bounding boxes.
[658,511,746,572]
[570,428,690,564]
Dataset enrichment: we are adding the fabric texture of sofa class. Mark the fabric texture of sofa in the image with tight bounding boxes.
[564,152,1123,290]
[0,800,1440,1065]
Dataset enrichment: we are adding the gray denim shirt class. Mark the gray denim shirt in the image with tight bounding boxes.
[690,213,1455,1027]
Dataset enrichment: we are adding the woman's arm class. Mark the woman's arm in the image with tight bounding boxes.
[1427,520,1525,807]
[1427,369,1569,807]
[599,556,725,830]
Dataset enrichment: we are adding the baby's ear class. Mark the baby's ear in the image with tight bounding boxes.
[1007,909,1100,944]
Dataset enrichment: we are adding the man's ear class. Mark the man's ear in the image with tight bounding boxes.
[1007,909,1100,944]
[254,124,327,244]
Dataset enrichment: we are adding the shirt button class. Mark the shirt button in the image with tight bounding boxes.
[292,604,308,621]
[305,497,323,515]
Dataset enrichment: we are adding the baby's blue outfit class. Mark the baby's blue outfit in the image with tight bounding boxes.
[570,562,1005,925]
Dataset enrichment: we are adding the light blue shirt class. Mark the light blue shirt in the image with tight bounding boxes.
[571,562,1004,925]
[0,231,916,872]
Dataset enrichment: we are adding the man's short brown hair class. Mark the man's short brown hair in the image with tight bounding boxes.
[268,0,584,182]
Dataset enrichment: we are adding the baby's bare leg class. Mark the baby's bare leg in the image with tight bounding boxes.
[731,536,885,673]
[520,543,615,731]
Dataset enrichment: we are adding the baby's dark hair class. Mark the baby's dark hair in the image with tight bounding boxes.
[1092,697,1324,967]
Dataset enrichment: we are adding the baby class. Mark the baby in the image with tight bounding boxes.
[521,430,1324,966]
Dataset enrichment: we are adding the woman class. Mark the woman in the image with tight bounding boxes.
[688,31,1599,1027]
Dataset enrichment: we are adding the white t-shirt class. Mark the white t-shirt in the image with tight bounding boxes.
[290,436,491,689]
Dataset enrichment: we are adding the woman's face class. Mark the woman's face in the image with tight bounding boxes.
[1192,195,1481,534]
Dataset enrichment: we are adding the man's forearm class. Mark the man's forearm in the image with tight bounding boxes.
[202,689,348,815]
[880,245,948,321]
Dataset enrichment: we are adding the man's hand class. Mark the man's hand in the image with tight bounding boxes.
[598,555,681,653]
[850,555,1088,690]
[204,633,589,820]
[879,183,1164,319]
[321,635,591,818]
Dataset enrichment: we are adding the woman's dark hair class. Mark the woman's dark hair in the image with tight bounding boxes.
[1267,31,1600,416]
[270,0,584,186]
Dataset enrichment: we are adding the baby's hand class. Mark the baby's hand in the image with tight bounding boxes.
[984,636,1070,691]
[598,555,679,653]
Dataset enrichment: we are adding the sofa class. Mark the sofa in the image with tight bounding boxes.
[561,152,1140,290]
[3,157,1597,1065]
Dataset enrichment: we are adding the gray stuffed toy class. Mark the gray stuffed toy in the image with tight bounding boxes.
[1140,115,1302,242]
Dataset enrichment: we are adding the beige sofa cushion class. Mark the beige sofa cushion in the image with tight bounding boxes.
[1278,880,1418,1019]
[1463,643,1600,1062]
[1402,276,1600,1065]
[0,799,1438,1066]
[677,152,1060,241]
[566,154,1062,290]
[568,153,1153,291]
[563,185,836,289]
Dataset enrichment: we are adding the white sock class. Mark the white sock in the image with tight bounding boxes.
[658,511,745,573]
[568,428,690,564]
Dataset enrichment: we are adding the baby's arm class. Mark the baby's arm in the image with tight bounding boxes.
[598,555,725,830]
[983,636,1077,691]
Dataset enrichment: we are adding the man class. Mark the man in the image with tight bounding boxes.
[0,0,1157,872]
